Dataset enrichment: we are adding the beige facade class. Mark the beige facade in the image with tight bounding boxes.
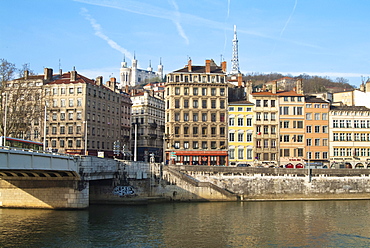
[131,90,165,162]
[165,59,229,166]
[7,68,132,158]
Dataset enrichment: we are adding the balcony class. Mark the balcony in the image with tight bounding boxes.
[149,122,157,129]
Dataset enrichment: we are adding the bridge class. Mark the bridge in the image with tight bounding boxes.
[0,147,147,209]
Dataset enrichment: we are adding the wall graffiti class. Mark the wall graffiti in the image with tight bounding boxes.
[112,186,136,196]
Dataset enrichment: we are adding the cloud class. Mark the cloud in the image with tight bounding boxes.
[80,8,134,61]
[75,0,319,49]
[168,0,189,45]
[280,0,298,38]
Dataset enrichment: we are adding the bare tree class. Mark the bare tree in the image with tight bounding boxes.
[0,59,45,140]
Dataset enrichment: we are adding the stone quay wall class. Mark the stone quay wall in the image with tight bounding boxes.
[180,166,370,201]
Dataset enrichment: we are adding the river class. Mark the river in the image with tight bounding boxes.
[1,200,370,247]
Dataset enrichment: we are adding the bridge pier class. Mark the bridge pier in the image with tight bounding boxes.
[0,171,89,209]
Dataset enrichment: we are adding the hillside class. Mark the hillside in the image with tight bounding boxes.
[243,73,355,93]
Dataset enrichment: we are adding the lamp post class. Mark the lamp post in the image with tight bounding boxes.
[43,103,47,151]
[84,120,88,155]
[2,92,8,146]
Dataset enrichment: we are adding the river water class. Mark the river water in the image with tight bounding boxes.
[1,200,370,247]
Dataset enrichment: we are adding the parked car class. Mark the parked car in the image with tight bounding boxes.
[237,163,251,167]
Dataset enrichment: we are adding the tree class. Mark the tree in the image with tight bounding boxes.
[0,59,45,141]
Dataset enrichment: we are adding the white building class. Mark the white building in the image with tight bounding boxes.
[329,105,370,169]
[119,57,163,88]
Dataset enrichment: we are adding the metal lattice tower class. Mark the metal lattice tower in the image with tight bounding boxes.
[231,25,240,74]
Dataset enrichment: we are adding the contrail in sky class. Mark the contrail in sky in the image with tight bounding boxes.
[80,8,134,61]
[168,0,189,45]
[280,0,298,37]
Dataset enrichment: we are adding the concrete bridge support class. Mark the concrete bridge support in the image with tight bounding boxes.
[0,170,88,209]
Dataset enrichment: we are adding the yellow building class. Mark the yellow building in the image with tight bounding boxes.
[228,100,254,166]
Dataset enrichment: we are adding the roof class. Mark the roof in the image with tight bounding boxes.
[330,105,370,111]
[47,72,95,85]
[305,95,329,103]
[228,100,254,105]
[276,90,304,96]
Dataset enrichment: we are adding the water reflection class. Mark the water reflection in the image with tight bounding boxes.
[1,201,370,247]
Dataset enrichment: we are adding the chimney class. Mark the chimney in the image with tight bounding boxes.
[59,69,63,76]
[96,76,103,86]
[44,68,53,81]
[296,79,303,94]
[272,81,277,94]
[237,73,243,87]
[205,59,211,73]
[70,67,77,81]
[188,59,192,72]
[24,70,29,80]
[221,61,227,73]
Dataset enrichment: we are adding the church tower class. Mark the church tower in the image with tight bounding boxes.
[157,58,164,81]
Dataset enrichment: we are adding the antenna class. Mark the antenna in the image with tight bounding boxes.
[58,59,61,71]
[231,25,240,74]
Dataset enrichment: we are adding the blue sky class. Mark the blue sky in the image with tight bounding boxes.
[1,0,370,87]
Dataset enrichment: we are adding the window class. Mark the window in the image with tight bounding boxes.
[283,135,289,142]
[175,113,180,121]
[284,97,288,102]
[193,113,198,121]
[315,126,320,133]
[314,113,320,120]
[61,88,66,94]
[306,138,312,146]
[264,113,268,121]
[306,126,312,133]
[229,107,234,111]
[340,120,345,128]
[263,100,268,107]
[229,117,234,126]
[220,100,225,109]
[246,118,252,126]
[333,120,339,128]
[184,113,189,121]
[211,88,216,96]
[247,133,252,142]
[202,88,207,96]
[68,112,73,120]
[69,99,74,107]
[315,152,320,159]
[184,141,189,149]
[238,148,244,159]
[237,133,244,142]
[333,133,339,141]
[322,126,328,133]
[211,100,216,109]
[175,99,180,108]
[229,133,235,141]
[69,87,74,94]
[193,100,198,108]
[283,149,290,157]
[202,141,207,149]
[315,138,320,146]
[256,100,261,107]
[202,113,207,121]
[184,100,189,108]
[220,88,225,96]
[77,87,82,94]
[314,104,320,108]
[184,87,189,95]
[193,126,198,136]
[202,127,207,136]
[174,141,180,149]
[238,107,243,111]
[283,121,289,128]
[175,87,180,95]
[306,113,312,120]
[322,113,328,120]
[271,113,276,121]
[193,141,198,149]
[229,148,235,159]
[346,120,352,128]
[68,126,73,134]
[283,107,289,115]
[256,112,261,121]
[271,100,276,107]
[193,88,198,95]
[237,118,243,126]
[202,100,207,108]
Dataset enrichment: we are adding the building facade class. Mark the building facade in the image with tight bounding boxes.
[304,96,330,167]
[165,59,229,166]
[228,100,254,166]
[131,90,165,162]
[249,85,279,166]
[329,106,370,168]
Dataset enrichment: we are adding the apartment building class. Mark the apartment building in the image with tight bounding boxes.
[277,80,305,168]
[304,96,330,167]
[329,105,370,168]
[131,90,165,162]
[228,100,254,166]
[249,84,279,166]
[164,59,228,166]
[46,69,132,157]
